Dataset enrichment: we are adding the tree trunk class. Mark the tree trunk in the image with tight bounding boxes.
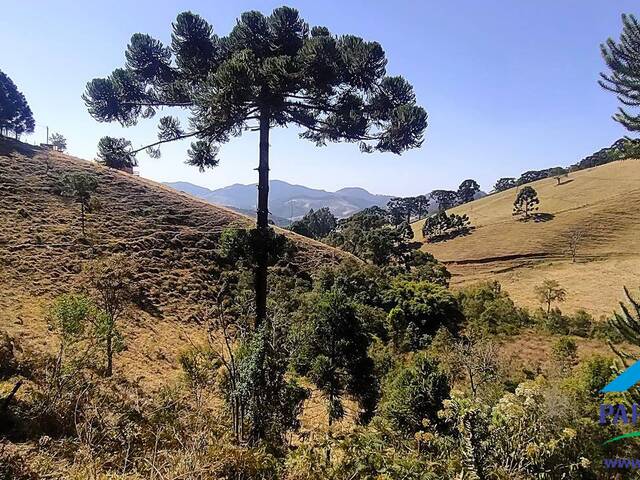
[255,109,270,327]
[1,380,23,413]
[106,332,113,377]
[81,203,86,237]
[461,410,487,480]
[326,394,333,463]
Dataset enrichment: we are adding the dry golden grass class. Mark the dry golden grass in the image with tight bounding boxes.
[413,159,640,317]
[0,138,348,388]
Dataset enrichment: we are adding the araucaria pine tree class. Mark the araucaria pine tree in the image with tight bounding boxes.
[59,172,98,237]
[600,14,640,131]
[0,69,35,139]
[96,136,138,170]
[457,179,480,204]
[422,211,471,242]
[610,287,640,347]
[82,6,428,326]
[512,186,539,220]
[49,133,67,152]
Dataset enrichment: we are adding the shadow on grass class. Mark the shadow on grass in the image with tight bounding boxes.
[516,212,555,223]
[0,136,39,157]
[532,212,555,222]
[424,226,476,243]
[556,179,574,186]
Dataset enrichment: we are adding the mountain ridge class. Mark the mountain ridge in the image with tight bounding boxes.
[164,179,394,223]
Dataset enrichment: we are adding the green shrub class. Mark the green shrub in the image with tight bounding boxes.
[591,315,625,343]
[285,428,440,480]
[568,309,594,337]
[457,281,530,335]
[551,336,578,374]
[378,353,450,436]
[563,355,615,410]
[441,378,608,479]
[536,307,570,335]
[384,279,462,351]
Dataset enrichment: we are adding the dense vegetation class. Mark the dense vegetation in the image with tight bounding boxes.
[1,226,635,477]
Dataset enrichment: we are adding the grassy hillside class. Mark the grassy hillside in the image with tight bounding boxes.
[413,159,640,317]
[0,138,346,387]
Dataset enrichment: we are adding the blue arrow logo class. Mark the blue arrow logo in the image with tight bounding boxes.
[601,359,640,393]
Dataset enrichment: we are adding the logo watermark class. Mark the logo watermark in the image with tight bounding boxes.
[599,359,640,469]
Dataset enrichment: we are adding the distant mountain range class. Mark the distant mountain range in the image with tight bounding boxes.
[165,180,394,225]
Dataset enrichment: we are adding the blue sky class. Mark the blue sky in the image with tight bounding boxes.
[0,1,637,196]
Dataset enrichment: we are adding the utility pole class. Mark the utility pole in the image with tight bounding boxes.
[46,126,49,144]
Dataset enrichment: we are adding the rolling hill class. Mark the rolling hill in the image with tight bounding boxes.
[0,138,347,387]
[413,159,640,317]
[164,179,393,222]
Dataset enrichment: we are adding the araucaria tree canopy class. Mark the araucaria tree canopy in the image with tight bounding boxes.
[82,6,427,324]
[0,69,35,139]
[600,13,640,131]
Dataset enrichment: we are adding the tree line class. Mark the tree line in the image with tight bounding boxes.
[492,137,640,194]
[387,178,482,223]
[289,179,484,246]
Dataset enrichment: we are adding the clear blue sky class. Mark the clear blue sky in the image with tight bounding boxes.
[0,1,636,196]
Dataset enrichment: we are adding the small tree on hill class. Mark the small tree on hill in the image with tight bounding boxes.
[457,179,480,204]
[47,293,97,368]
[534,279,566,315]
[430,189,458,212]
[96,136,137,170]
[49,133,67,152]
[512,186,539,220]
[567,229,583,263]
[0,69,34,139]
[494,177,516,193]
[379,353,450,435]
[59,172,98,237]
[293,288,377,458]
[434,330,500,399]
[83,7,427,330]
[551,336,578,374]
[85,255,136,377]
[600,14,640,132]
